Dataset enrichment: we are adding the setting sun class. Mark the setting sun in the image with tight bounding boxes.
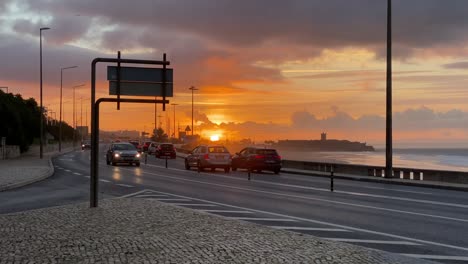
[210,135,220,141]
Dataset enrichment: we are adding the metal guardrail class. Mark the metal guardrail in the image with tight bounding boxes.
[282,160,468,184]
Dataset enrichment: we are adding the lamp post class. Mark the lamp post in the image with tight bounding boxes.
[189,86,198,135]
[39,27,50,159]
[385,0,393,178]
[59,66,78,152]
[171,103,178,138]
[72,84,85,149]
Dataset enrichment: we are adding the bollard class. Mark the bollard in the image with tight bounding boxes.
[165,157,168,168]
[197,161,201,173]
[330,165,334,192]
[248,167,251,181]
[144,152,148,164]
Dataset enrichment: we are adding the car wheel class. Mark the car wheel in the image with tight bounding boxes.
[211,168,215,172]
[274,169,280,174]
[111,161,116,166]
[106,157,110,165]
[257,170,262,173]
[135,162,140,167]
[224,167,230,173]
[231,166,237,171]
[185,160,190,170]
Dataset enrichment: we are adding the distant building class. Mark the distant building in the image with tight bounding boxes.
[321,132,327,141]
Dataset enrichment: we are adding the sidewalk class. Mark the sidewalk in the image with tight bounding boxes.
[0,146,74,191]
[0,198,435,264]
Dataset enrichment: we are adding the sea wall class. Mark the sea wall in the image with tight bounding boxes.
[282,159,468,184]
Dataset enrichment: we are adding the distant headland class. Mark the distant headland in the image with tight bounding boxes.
[272,133,375,152]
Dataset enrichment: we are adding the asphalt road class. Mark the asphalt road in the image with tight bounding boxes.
[1,146,468,263]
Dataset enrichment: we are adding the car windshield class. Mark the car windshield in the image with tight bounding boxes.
[208,146,228,153]
[160,144,174,150]
[113,144,136,151]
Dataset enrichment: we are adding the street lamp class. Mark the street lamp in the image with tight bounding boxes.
[72,84,85,148]
[385,0,393,178]
[39,27,50,159]
[171,103,179,138]
[59,66,78,152]
[189,86,198,135]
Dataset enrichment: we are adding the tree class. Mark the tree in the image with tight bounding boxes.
[151,128,167,142]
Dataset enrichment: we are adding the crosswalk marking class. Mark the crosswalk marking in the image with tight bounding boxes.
[323,238,420,245]
[171,203,217,207]
[401,254,468,261]
[201,210,253,214]
[73,172,81,175]
[64,169,71,172]
[116,184,134,188]
[99,179,110,183]
[229,217,297,222]
[270,226,351,232]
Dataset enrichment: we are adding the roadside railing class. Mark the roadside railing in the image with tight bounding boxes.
[282,160,468,184]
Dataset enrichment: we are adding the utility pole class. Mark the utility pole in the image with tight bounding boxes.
[385,0,393,178]
[189,86,198,135]
[171,103,178,138]
[39,27,50,159]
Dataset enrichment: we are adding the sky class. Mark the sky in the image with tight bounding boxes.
[1,0,468,147]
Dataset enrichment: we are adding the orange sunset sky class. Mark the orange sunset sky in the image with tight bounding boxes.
[1,0,468,147]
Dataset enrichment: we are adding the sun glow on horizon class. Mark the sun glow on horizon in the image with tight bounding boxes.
[210,134,220,141]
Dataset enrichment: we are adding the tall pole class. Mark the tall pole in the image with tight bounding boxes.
[154,96,157,133]
[59,66,77,152]
[385,0,393,178]
[171,103,178,138]
[189,86,198,135]
[80,97,83,142]
[72,84,85,149]
[39,27,50,159]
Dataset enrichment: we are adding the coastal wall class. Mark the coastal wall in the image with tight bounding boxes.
[282,160,468,184]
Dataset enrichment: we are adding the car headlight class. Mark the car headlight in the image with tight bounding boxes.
[136,153,141,158]
[82,144,85,147]
[114,153,120,158]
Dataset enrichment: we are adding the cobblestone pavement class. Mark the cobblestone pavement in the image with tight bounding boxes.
[0,198,435,264]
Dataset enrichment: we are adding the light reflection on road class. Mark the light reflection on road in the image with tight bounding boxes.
[112,167,121,181]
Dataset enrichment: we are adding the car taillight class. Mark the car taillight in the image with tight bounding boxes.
[254,155,265,159]
[203,154,210,160]
[276,155,282,160]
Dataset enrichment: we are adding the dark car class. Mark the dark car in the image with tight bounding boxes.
[142,141,153,152]
[128,140,142,152]
[81,140,91,150]
[106,142,141,166]
[185,145,231,173]
[231,147,282,174]
[155,143,177,159]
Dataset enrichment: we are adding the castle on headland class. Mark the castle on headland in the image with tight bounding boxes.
[274,133,374,152]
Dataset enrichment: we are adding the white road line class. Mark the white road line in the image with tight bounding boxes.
[171,203,217,207]
[117,168,468,223]
[64,169,71,172]
[270,226,350,232]
[202,210,253,214]
[401,254,468,261]
[119,189,147,198]
[154,198,191,202]
[323,238,420,245]
[135,194,168,198]
[229,217,297,222]
[143,189,468,252]
[116,184,134,188]
[99,179,110,183]
[73,172,81,175]
[84,176,90,178]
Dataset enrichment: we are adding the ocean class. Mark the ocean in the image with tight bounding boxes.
[278,148,468,172]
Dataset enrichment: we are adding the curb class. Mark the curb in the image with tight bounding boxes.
[0,149,74,192]
[282,169,468,192]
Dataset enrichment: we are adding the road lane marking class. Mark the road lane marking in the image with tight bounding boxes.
[228,217,297,222]
[119,189,147,198]
[154,198,191,202]
[270,227,350,232]
[142,189,468,252]
[84,176,90,178]
[171,203,217,207]
[323,238,420,245]
[73,172,82,175]
[117,168,468,223]
[139,163,464,208]
[116,184,134,188]
[134,194,168,198]
[99,179,110,183]
[401,254,468,261]
[202,210,253,214]
[64,169,71,172]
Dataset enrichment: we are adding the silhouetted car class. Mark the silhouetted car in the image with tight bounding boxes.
[231,147,282,174]
[128,140,141,152]
[155,143,176,159]
[106,142,141,166]
[185,145,231,173]
[142,141,153,152]
[81,140,91,150]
